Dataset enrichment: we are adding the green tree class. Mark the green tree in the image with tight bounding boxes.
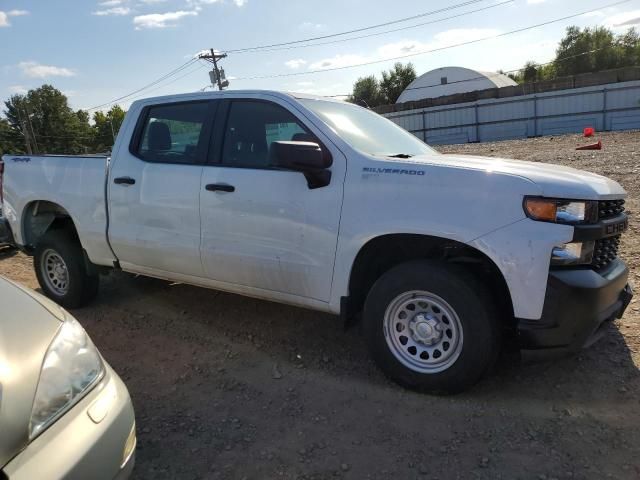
[0,117,23,156]
[92,105,126,153]
[522,61,539,83]
[508,26,639,85]
[380,62,417,104]
[347,75,382,107]
[554,26,620,76]
[3,85,93,154]
[348,62,416,107]
[618,27,640,66]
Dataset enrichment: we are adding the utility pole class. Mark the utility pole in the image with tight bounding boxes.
[199,49,229,90]
[15,106,33,155]
[24,105,38,154]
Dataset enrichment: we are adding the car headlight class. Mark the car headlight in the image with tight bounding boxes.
[29,316,104,439]
[524,197,597,224]
[551,241,595,266]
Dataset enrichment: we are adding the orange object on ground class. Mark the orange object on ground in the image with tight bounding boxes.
[584,127,595,137]
[576,140,602,150]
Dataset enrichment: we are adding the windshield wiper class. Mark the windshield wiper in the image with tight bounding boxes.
[386,153,414,159]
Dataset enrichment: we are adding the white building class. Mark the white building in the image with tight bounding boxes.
[396,66,518,104]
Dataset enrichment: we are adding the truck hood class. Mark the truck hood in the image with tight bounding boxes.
[0,277,62,468]
[406,153,626,200]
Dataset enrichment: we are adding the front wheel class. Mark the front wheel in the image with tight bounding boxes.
[363,260,499,394]
[34,229,99,308]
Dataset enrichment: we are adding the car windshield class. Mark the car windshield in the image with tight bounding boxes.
[298,98,437,157]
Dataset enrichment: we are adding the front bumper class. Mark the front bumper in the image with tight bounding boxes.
[517,258,632,360]
[2,363,136,480]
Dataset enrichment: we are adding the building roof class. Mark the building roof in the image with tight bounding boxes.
[396,66,518,104]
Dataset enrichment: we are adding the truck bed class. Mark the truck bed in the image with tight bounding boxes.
[1,154,116,266]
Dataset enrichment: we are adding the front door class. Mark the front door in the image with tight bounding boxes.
[108,100,215,277]
[199,98,345,302]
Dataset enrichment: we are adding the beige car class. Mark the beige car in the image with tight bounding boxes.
[0,276,136,479]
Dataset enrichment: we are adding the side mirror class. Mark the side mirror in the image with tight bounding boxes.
[270,141,332,189]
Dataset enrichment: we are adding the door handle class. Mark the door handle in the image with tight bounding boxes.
[114,177,136,185]
[205,183,235,193]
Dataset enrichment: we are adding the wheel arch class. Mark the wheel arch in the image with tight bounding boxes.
[343,233,515,328]
[21,200,81,249]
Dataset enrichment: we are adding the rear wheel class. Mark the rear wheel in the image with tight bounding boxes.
[363,260,499,394]
[34,229,99,308]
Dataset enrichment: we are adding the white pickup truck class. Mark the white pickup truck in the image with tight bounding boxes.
[0,90,633,393]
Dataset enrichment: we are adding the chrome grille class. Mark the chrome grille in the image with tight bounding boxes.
[598,199,625,220]
[592,235,621,270]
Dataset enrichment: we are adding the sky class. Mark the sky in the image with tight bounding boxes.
[1,0,639,112]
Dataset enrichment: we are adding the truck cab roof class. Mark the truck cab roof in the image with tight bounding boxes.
[130,89,346,108]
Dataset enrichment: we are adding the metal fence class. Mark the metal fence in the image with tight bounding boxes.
[382,80,640,145]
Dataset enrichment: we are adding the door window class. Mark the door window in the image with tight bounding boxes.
[136,101,211,164]
[222,101,314,169]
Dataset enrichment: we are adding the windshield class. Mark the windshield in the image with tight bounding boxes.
[298,98,437,157]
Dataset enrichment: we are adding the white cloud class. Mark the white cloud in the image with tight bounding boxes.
[605,10,640,27]
[428,28,501,47]
[133,10,197,29]
[309,54,367,70]
[582,10,604,18]
[299,21,324,31]
[285,59,308,69]
[186,0,244,9]
[19,61,76,78]
[0,8,29,27]
[100,0,123,5]
[93,7,131,15]
[526,0,546,4]
[139,0,168,3]
[306,29,500,71]
[8,85,28,95]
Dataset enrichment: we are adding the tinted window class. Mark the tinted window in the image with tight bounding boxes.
[137,102,210,164]
[222,101,312,168]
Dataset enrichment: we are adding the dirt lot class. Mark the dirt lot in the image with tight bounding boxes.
[1,131,639,479]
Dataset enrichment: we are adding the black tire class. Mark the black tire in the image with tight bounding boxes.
[34,229,99,308]
[363,260,499,394]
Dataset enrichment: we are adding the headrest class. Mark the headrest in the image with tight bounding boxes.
[148,122,171,151]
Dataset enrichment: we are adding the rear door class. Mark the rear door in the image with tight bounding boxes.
[108,100,216,277]
[199,97,345,302]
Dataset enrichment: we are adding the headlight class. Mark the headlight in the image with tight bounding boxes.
[551,241,595,266]
[29,316,104,439]
[524,197,597,224]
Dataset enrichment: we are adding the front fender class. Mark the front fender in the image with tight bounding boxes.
[469,218,573,320]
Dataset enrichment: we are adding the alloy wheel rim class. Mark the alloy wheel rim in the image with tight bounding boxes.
[383,290,463,373]
[41,249,69,296]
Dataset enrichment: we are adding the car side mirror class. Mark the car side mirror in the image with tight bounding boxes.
[270,141,332,189]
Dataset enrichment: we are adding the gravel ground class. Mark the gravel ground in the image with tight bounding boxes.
[1,130,639,479]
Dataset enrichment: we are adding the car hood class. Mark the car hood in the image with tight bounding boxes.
[403,153,626,200]
[0,277,63,468]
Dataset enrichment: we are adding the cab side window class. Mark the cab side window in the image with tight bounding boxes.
[136,101,211,164]
[222,101,314,169]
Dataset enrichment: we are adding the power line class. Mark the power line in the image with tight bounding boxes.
[403,47,618,93]
[120,62,209,103]
[85,2,507,106]
[225,0,491,53]
[231,0,515,54]
[316,45,625,98]
[84,58,199,111]
[231,0,633,81]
